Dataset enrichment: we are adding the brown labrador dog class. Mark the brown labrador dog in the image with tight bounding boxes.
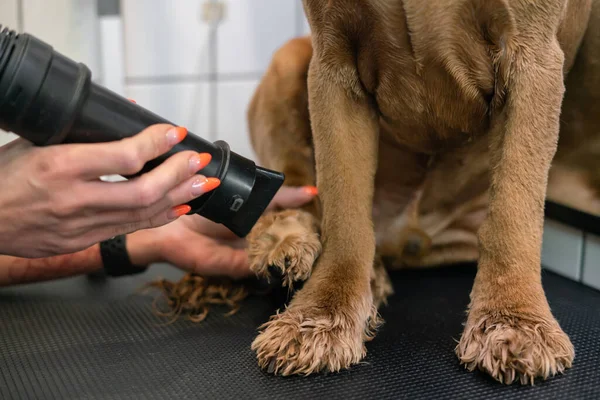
[244,0,600,385]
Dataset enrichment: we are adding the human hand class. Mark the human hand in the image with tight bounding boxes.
[126,186,318,279]
[0,124,220,258]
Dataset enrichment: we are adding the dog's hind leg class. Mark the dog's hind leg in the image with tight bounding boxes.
[246,37,322,289]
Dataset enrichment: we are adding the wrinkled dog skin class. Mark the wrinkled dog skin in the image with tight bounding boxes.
[245,0,600,385]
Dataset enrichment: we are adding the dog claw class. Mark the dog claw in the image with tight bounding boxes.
[267,265,284,279]
[267,358,277,374]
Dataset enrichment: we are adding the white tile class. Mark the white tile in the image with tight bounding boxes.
[125,82,212,141]
[302,17,311,36]
[541,219,584,281]
[0,0,19,30]
[298,2,311,35]
[0,0,19,142]
[216,0,296,75]
[0,1,18,143]
[99,16,126,95]
[122,0,212,78]
[0,132,18,146]
[582,234,600,290]
[22,0,101,77]
[215,80,259,161]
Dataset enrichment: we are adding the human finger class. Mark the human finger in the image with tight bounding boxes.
[267,186,318,210]
[76,175,220,237]
[82,150,212,209]
[63,124,188,178]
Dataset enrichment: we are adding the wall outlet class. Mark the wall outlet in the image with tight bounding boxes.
[201,1,226,23]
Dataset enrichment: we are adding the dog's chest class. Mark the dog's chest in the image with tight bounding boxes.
[355,0,498,153]
[371,64,493,154]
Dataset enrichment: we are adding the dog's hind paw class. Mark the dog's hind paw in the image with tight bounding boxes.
[455,311,574,385]
[247,209,321,288]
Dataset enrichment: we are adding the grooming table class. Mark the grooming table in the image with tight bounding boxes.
[1,263,599,399]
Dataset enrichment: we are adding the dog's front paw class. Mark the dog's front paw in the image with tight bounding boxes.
[456,311,574,385]
[247,210,321,288]
[251,300,380,376]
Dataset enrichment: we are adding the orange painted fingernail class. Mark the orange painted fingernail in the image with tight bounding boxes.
[189,153,212,173]
[198,153,212,169]
[303,186,318,196]
[205,177,221,191]
[167,126,188,145]
[191,177,220,196]
[169,204,191,219]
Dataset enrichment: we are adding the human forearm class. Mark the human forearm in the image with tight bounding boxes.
[0,244,103,286]
[0,230,160,286]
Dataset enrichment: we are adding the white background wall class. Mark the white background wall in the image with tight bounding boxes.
[120,0,310,160]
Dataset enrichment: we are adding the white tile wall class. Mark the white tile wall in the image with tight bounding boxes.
[0,133,18,146]
[302,18,311,36]
[121,0,213,78]
[216,0,297,75]
[541,219,584,280]
[0,0,20,146]
[0,129,17,144]
[0,0,19,29]
[125,82,212,140]
[121,0,301,161]
[582,234,600,290]
[298,2,311,35]
[98,15,126,95]
[215,80,259,160]
[22,0,101,76]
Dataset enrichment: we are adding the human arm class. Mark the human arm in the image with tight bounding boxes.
[0,186,317,286]
[0,123,218,258]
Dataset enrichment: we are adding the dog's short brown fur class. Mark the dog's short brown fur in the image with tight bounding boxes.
[244,0,600,385]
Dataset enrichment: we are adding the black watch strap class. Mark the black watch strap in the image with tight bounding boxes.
[99,235,148,277]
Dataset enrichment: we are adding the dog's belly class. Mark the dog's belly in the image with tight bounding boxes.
[372,133,491,265]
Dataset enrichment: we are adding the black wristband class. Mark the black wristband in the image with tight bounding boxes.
[99,235,148,277]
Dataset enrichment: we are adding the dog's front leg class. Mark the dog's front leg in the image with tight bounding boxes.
[456,39,574,384]
[251,43,380,375]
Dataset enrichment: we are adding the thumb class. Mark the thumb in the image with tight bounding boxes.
[268,186,318,210]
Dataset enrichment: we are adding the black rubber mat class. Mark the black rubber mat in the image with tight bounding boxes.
[1,264,599,399]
